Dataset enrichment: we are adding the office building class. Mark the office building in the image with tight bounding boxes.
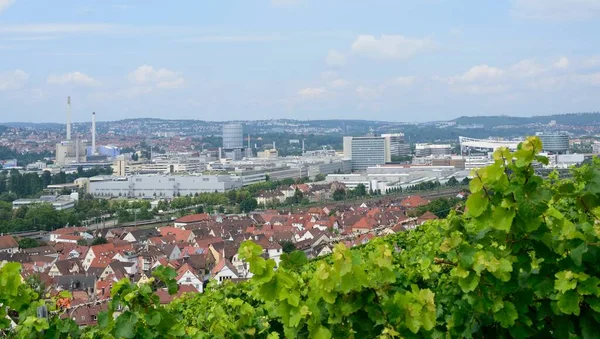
[222,124,243,149]
[415,143,452,157]
[536,132,569,154]
[382,133,411,157]
[88,174,242,198]
[343,136,391,171]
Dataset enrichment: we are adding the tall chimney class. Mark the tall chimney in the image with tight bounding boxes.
[92,112,96,155]
[66,96,72,141]
[302,139,305,154]
[75,134,80,161]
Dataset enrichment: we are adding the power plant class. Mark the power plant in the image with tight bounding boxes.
[55,96,87,166]
[54,97,119,167]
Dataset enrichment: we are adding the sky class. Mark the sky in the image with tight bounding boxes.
[1,0,600,123]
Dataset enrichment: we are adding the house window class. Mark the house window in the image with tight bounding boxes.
[186,277,191,282]
[92,315,97,321]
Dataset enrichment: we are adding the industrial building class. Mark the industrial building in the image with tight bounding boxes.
[414,143,452,157]
[12,193,79,210]
[458,136,522,154]
[536,132,569,154]
[326,165,469,193]
[88,174,242,198]
[381,133,411,157]
[343,136,391,171]
[112,153,210,176]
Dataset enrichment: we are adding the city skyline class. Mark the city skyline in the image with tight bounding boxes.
[1,0,600,123]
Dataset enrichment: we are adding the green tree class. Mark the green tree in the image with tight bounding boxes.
[279,240,296,253]
[314,173,326,182]
[239,198,258,213]
[332,188,346,201]
[17,238,40,249]
[446,176,459,186]
[354,183,367,197]
[92,237,108,245]
[77,239,88,246]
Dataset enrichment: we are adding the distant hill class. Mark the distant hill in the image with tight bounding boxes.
[452,112,600,127]
[1,122,64,130]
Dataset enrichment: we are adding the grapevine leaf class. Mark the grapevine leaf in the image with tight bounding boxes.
[493,301,518,328]
[458,272,479,293]
[557,290,580,315]
[588,298,600,312]
[580,310,598,339]
[312,326,332,339]
[492,206,515,232]
[466,191,488,218]
[114,311,139,339]
[578,277,600,296]
[555,271,578,293]
[470,175,483,193]
[570,241,588,266]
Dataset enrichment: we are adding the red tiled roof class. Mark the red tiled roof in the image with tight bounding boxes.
[175,213,211,224]
[0,235,18,250]
[400,195,430,208]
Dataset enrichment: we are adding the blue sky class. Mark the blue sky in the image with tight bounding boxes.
[1,0,600,123]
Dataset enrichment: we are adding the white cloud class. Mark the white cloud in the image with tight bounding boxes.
[510,59,545,77]
[351,34,433,60]
[0,0,14,14]
[47,71,100,86]
[575,72,600,86]
[128,65,184,89]
[583,56,600,68]
[453,65,505,83]
[271,0,302,7]
[512,0,600,20]
[330,79,349,88]
[325,49,346,66]
[459,84,509,95]
[298,87,327,98]
[356,86,379,99]
[554,57,569,69]
[0,69,28,91]
[390,76,416,87]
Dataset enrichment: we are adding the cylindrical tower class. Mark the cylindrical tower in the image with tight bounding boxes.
[222,123,243,149]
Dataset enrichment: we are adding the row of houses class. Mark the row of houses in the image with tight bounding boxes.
[0,192,462,326]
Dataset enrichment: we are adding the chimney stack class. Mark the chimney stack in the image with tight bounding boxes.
[66,96,72,141]
[92,112,96,155]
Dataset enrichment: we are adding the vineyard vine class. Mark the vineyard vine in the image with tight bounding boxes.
[1,136,600,338]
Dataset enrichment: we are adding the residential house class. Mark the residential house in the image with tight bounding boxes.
[399,195,430,208]
[23,246,58,258]
[256,190,286,206]
[159,226,195,243]
[122,229,160,244]
[0,235,18,254]
[48,259,84,277]
[175,263,203,292]
[174,213,211,228]
[211,258,240,284]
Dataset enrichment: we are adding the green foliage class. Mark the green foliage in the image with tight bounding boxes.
[4,136,600,338]
[17,238,40,249]
[91,237,108,246]
[279,240,296,253]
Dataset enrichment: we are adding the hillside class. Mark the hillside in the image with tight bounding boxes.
[452,112,600,127]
